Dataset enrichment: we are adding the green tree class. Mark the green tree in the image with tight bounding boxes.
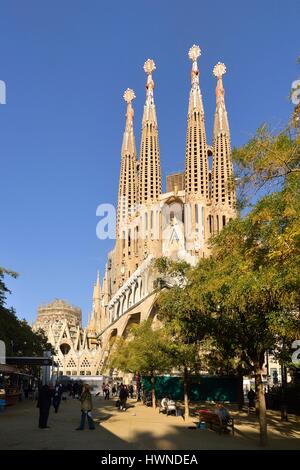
[155,118,300,446]
[0,267,53,357]
[155,258,205,418]
[108,320,171,409]
[191,229,298,445]
[232,124,300,209]
[193,124,299,445]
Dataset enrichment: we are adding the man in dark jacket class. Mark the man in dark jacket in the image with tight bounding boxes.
[128,384,134,399]
[119,384,129,411]
[53,383,63,413]
[37,382,53,429]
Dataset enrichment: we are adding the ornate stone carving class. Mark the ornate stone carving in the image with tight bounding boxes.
[188,44,201,61]
[213,62,226,78]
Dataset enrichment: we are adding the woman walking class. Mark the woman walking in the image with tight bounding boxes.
[76,384,95,430]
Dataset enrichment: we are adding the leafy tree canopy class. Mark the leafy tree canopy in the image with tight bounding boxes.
[0,267,54,357]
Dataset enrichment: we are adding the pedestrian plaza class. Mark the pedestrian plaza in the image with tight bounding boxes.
[0,396,300,450]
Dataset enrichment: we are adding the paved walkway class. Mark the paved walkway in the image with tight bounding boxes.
[0,396,300,450]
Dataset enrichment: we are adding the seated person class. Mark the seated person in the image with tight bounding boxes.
[215,403,231,425]
[160,396,169,412]
[167,397,177,415]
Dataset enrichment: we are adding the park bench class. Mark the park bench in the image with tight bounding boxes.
[197,410,235,435]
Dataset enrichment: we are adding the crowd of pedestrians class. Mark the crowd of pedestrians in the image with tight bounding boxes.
[35,379,139,430]
[101,383,135,410]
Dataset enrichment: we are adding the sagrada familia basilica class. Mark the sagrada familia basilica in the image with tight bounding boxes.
[34,45,237,378]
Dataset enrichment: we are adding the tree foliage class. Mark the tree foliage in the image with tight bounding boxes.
[233,125,300,209]
[108,320,170,376]
[156,118,300,445]
[0,268,53,357]
[108,320,172,408]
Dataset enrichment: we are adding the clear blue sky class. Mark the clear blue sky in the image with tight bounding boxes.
[1,0,299,325]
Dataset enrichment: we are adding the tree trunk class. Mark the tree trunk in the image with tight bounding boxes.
[281,364,288,421]
[255,369,268,447]
[151,373,156,410]
[183,366,189,419]
[136,372,141,402]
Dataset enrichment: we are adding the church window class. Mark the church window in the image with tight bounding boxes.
[81,358,91,368]
[60,343,70,355]
[208,215,213,234]
[128,229,131,248]
[67,357,76,368]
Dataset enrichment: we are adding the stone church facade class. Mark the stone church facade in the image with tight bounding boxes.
[34,45,237,377]
[34,299,101,377]
[88,45,237,372]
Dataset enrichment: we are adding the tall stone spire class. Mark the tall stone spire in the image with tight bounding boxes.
[184,45,209,199]
[117,88,138,234]
[139,59,162,205]
[93,271,101,305]
[212,62,236,209]
[89,270,102,332]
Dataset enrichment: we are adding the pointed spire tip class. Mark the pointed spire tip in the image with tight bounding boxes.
[143,59,156,75]
[213,62,226,78]
[123,88,136,103]
[188,45,201,61]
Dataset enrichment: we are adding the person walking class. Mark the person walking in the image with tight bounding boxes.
[119,384,128,411]
[247,388,256,408]
[72,382,78,399]
[53,383,63,413]
[37,382,53,429]
[23,381,29,399]
[76,384,95,431]
[128,384,134,399]
[104,384,110,400]
[137,384,142,402]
